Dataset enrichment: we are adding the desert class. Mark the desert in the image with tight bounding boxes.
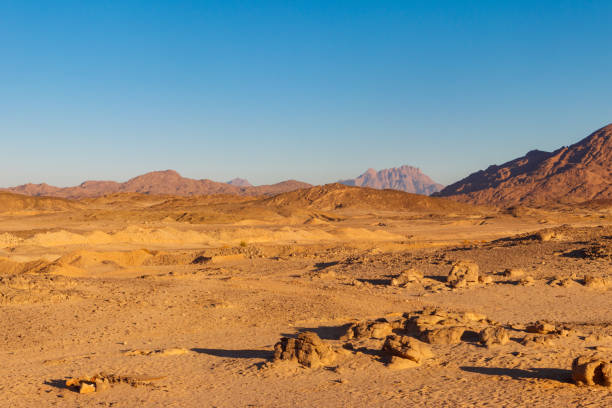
[1,168,612,406]
[3,2,612,407]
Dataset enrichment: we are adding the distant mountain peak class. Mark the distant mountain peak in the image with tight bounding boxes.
[339,165,443,195]
[226,178,252,187]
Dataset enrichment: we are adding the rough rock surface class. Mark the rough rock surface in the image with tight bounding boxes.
[382,335,433,365]
[273,332,336,368]
[572,356,612,387]
[340,320,393,340]
[447,261,479,288]
[390,268,423,286]
[420,326,465,345]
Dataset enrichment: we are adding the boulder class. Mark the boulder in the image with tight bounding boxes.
[273,332,335,368]
[390,268,423,286]
[382,335,433,366]
[340,320,393,340]
[572,356,612,387]
[421,327,465,345]
[447,261,479,288]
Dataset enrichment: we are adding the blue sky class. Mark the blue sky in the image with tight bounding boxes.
[1,1,611,187]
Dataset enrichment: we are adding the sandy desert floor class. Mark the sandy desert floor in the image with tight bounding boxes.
[1,191,611,407]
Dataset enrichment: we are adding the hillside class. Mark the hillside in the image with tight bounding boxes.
[5,170,312,199]
[261,183,477,213]
[437,124,612,206]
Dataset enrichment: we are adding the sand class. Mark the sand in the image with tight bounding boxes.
[0,190,611,407]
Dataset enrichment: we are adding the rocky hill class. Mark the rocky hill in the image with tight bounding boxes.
[437,124,612,206]
[262,183,477,213]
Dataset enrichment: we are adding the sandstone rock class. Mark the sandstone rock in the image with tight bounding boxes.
[390,268,423,286]
[382,335,433,366]
[526,321,556,334]
[479,327,509,347]
[79,383,96,394]
[421,327,465,345]
[447,261,479,288]
[340,320,393,340]
[520,276,535,286]
[273,332,335,368]
[572,356,612,387]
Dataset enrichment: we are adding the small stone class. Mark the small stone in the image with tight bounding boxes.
[79,383,96,394]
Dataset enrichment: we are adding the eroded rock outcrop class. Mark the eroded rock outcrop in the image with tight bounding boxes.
[382,335,433,369]
[447,261,479,288]
[273,332,336,368]
[572,356,612,387]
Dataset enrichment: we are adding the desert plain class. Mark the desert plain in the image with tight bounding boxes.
[0,184,611,407]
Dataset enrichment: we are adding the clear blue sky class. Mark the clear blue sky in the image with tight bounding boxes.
[1,1,611,187]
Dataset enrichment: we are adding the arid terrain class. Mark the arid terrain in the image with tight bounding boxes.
[0,183,611,407]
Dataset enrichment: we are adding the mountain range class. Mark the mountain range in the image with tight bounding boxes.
[437,123,612,205]
[2,166,443,199]
[2,170,311,199]
[339,165,444,195]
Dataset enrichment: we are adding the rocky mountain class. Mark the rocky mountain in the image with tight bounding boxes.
[437,123,612,206]
[3,170,312,199]
[339,165,443,195]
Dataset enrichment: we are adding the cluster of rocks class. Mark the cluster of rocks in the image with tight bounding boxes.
[273,307,603,387]
[547,273,612,290]
[582,243,612,260]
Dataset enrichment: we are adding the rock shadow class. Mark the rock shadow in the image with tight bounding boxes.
[313,261,339,271]
[44,379,72,392]
[460,366,572,383]
[424,275,447,283]
[356,278,391,286]
[288,323,354,340]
